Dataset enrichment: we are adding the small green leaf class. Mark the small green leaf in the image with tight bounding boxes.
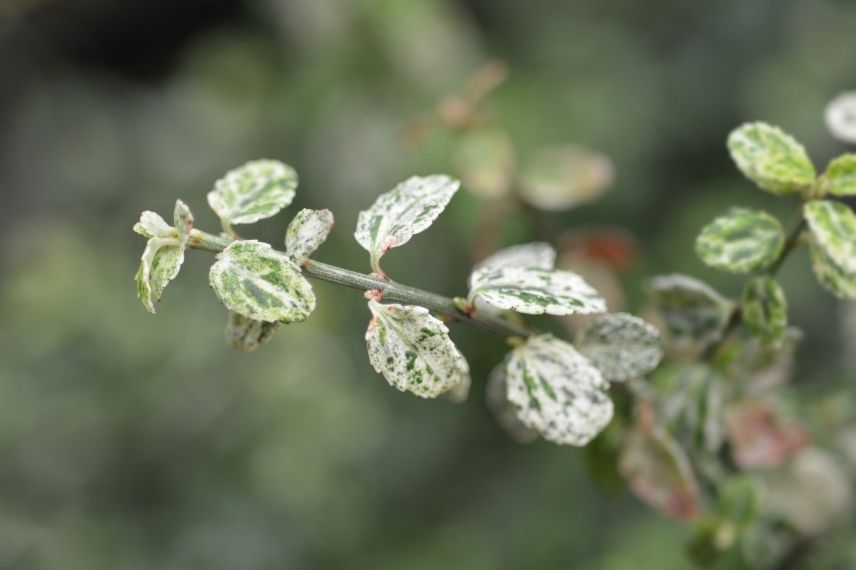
[133,211,173,239]
[727,122,815,194]
[485,364,538,443]
[741,276,787,347]
[454,128,515,199]
[225,311,282,352]
[173,199,194,247]
[821,154,856,196]
[647,274,734,350]
[284,208,334,265]
[576,313,664,382]
[695,208,785,273]
[809,242,856,300]
[804,200,856,274]
[354,175,460,274]
[825,92,856,144]
[207,159,298,225]
[500,334,613,446]
[518,145,613,211]
[135,237,184,314]
[209,240,315,323]
[365,300,470,399]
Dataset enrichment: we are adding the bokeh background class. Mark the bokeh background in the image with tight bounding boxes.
[1,0,854,568]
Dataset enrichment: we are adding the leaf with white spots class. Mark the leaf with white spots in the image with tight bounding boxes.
[133,211,173,239]
[207,160,298,225]
[468,266,606,316]
[825,92,856,144]
[485,364,538,443]
[821,154,856,196]
[809,242,856,300]
[727,122,815,195]
[695,208,785,273]
[225,311,283,352]
[354,175,460,274]
[469,242,556,285]
[454,128,515,199]
[365,300,470,399]
[741,277,788,348]
[209,240,315,323]
[804,200,856,274]
[501,334,613,446]
[135,237,184,314]
[647,275,734,350]
[173,199,194,247]
[576,313,664,382]
[284,208,334,265]
[518,145,613,210]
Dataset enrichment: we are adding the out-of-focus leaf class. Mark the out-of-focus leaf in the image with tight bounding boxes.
[454,128,515,199]
[821,154,856,196]
[804,200,856,273]
[695,208,784,273]
[207,159,298,225]
[354,175,459,274]
[225,311,283,352]
[485,364,538,443]
[500,334,613,446]
[209,240,315,323]
[654,363,725,455]
[726,398,808,470]
[576,312,663,382]
[727,122,815,195]
[470,242,556,279]
[365,300,470,399]
[518,145,613,210]
[809,241,856,300]
[284,208,334,265]
[825,92,856,144]
[741,276,788,348]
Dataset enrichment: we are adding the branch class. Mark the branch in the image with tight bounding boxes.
[188,229,532,339]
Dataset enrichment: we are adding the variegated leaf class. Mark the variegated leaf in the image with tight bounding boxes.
[821,154,856,196]
[727,122,815,195]
[133,211,173,239]
[502,334,613,446]
[804,200,856,273]
[576,313,664,382]
[445,374,471,404]
[354,175,460,273]
[135,237,184,314]
[809,242,856,300]
[741,276,788,347]
[695,208,785,273]
[173,199,193,247]
[647,274,734,349]
[469,242,556,284]
[365,300,470,399]
[207,159,298,225]
[209,240,315,323]
[225,312,283,352]
[284,208,334,265]
[518,145,613,211]
[825,92,856,144]
[468,266,606,316]
[454,128,515,199]
[485,364,538,443]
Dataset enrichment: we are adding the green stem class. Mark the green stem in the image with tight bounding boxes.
[188,229,531,338]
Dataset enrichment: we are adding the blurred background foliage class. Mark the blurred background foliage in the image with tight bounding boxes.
[1,0,855,568]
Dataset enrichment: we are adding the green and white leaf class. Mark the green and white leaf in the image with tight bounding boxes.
[469,242,556,285]
[133,211,173,239]
[501,334,613,446]
[445,373,471,404]
[576,313,664,382]
[825,92,856,144]
[727,122,815,195]
[225,311,283,352]
[518,145,613,211]
[821,154,856,196]
[810,243,856,300]
[485,364,538,443]
[354,175,460,273]
[454,128,515,199]
[209,240,315,323]
[741,276,788,347]
[365,300,470,399]
[135,237,184,314]
[284,208,334,265]
[804,200,856,273]
[468,266,606,316]
[173,199,194,247]
[695,208,785,273]
[647,274,734,349]
[207,159,298,225]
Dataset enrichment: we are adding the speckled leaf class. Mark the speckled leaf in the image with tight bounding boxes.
[518,145,613,210]
[727,122,815,194]
[741,276,788,347]
[695,208,785,273]
[135,237,184,314]
[225,311,283,352]
[133,211,173,239]
[445,373,471,404]
[825,92,856,144]
[469,242,556,285]
[821,154,856,196]
[647,275,734,349]
[209,240,315,323]
[485,364,538,443]
[354,175,460,273]
[173,199,193,247]
[207,160,298,225]
[454,128,515,199]
[284,208,334,265]
[804,200,856,273]
[809,243,856,300]
[468,266,606,316]
[576,313,664,382]
[365,300,470,399]
[502,334,613,446]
